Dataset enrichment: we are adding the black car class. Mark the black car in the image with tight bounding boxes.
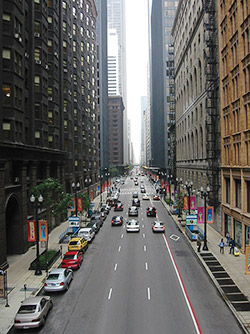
[114,202,124,211]
[87,221,101,233]
[111,215,123,226]
[141,188,146,193]
[132,192,138,198]
[90,215,103,227]
[132,198,140,207]
[146,207,157,217]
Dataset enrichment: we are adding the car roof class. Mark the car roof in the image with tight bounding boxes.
[64,251,79,255]
[79,227,92,232]
[70,237,83,241]
[154,221,163,225]
[21,296,47,305]
[112,215,122,219]
[48,268,67,274]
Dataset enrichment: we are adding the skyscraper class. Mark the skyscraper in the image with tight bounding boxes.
[107,0,128,164]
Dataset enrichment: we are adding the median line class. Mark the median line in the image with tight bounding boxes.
[147,287,151,300]
[114,263,118,271]
[118,246,121,252]
[145,262,148,270]
[108,288,112,300]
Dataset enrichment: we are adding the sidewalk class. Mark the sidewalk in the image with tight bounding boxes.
[0,191,108,334]
[162,200,250,334]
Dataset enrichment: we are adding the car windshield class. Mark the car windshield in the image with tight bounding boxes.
[64,254,77,260]
[47,273,60,280]
[69,241,78,245]
[18,305,37,314]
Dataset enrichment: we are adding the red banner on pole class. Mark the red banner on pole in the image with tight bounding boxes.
[77,198,83,211]
[39,220,48,242]
[27,220,36,242]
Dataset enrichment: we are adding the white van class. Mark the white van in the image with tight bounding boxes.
[78,227,95,242]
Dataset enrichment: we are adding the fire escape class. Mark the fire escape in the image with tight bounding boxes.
[203,0,221,208]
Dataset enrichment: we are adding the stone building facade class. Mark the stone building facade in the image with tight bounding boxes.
[0,0,100,269]
[219,0,250,252]
[173,0,221,230]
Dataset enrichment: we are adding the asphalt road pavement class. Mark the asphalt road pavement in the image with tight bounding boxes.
[9,175,244,334]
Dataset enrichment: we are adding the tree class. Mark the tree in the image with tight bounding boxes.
[30,178,72,232]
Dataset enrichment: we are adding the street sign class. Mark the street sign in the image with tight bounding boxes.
[68,216,80,228]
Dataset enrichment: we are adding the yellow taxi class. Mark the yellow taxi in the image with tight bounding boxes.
[68,237,88,253]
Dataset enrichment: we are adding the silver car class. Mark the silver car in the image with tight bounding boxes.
[128,206,138,217]
[14,296,53,329]
[44,268,73,292]
[126,219,140,233]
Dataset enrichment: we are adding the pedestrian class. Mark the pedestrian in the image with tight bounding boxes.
[197,237,201,253]
[219,238,224,254]
[226,232,230,246]
[229,238,236,254]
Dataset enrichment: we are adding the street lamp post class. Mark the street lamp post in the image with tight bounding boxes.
[85,178,92,200]
[168,174,173,201]
[99,174,103,206]
[201,185,211,251]
[30,194,43,276]
[185,180,193,215]
[72,182,80,216]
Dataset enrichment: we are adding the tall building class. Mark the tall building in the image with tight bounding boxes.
[0,0,99,269]
[109,96,124,165]
[141,96,147,165]
[107,29,120,96]
[107,0,128,164]
[173,0,221,229]
[219,0,250,251]
[96,0,109,172]
[150,0,178,174]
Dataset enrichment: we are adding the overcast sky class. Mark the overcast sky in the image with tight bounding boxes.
[125,0,149,164]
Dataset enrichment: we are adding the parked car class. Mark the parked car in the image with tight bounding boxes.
[68,237,88,253]
[141,188,146,193]
[114,202,124,211]
[14,296,53,329]
[61,251,83,269]
[146,207,157,217]
[111,215,123,226]
[132,198,140,207]
[78,227,95,242]
[170,204,179,215]
[132,191,138,198]
[101,204,110,214]
[126,219,140,233]
[128,206,138,217]
[152,221,165,233]
[90,214,103,227]
[44,268,73,292]
[87,221,101,233]
[100,211,107,220]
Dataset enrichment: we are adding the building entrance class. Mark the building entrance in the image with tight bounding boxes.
[5,195,22,254]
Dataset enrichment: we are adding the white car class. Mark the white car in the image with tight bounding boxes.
[126,219,140,232]
[143,193,150,200]
[78,227,95,242]
[152,221,165,233]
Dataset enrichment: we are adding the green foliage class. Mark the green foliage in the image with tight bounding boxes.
[30,178,72,218]
[165,197,173,205]
[177,193,183,216]
[109,166,118,177]
[77,192,90,212]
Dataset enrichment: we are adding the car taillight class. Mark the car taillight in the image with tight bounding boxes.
[44,282,47,286]
[15,320,21,323]
[60,282,64,286]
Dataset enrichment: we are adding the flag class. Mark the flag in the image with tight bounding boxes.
[190,196,196,210]
[197,207,204,223]
[207,206,214,223]
[39,220,48,242]
[183,196,189,210]
[27,220,36,242]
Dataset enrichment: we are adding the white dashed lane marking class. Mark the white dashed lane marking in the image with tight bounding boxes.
[118,246,121,252]
[144,245,147,252]
[108,288,113,300]
[143,233,145,238]
[147,287,151,300]
[114,263,118,271]
[145,262,148,270]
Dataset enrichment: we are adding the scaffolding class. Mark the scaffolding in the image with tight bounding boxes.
[203,0,221,207]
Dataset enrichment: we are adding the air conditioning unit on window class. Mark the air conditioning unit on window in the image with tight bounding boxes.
[35,60,41,65]
[45,64,49,69]
[14,177,20,183]
[14,33,19,38]
[48,97,53,101]
[64,69,67,73]
[34,32,40,37]
[24,52,29,59]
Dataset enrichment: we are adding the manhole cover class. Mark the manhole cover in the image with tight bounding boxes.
[209,266,225,272]
[205,261,221,266]
[221,286,241,293]
[232,302,250,311]
[217,278,235,286]
[213,272,230,279]
[226,294,248,302]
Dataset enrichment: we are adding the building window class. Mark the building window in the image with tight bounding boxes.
[3,85,11,106]
[235,179,241,209]
[225,177,230,204]
[34,76,40,93]
[34,48,40,61]
[234,219,242,247]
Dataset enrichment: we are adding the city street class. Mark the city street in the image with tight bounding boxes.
[9,176,243,334]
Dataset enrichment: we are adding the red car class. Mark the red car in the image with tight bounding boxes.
[153,195,160,200]
[61,251,83,270]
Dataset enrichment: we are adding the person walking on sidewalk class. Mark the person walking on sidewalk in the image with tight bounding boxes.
[229,238,236,254]
[219,238,224,254]
[197,237,201,253]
